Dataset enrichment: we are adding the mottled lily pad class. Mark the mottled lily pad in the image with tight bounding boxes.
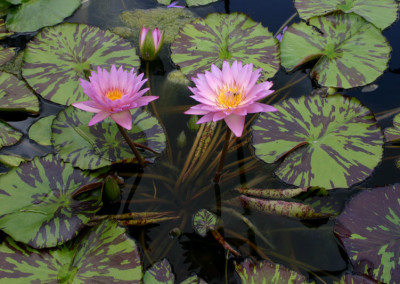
[235,258,310,283]
[0,71,39,113]
[0,47,15,65]
[0,120,22,150]
[0,152,27,167]
[28,115,56,146]
[334,273,377,284]
[0,154,105,248]
[186,0,218,7]
[171,12,279,80]
[6,0,81,32]
[295,0,398,29]
[22,23,140,105]
[0,220,142,283]
[193,209,218,237]
[251,94,383,189]
[52,106,166,170]
[334,184,400,283]
[384,113,400,142]
[144,259,174,284]
[0,19,13,39]
[280,13,390,88]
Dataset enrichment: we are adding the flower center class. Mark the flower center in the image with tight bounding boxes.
[106,89,123,101]
[216,85,244,109]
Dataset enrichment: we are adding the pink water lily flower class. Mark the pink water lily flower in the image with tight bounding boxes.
[139,27,164,61]
[72,65,158,130]
[185,61,277,137]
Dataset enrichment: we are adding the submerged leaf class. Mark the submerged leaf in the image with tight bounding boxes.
[280,13,390,88]
[28,115,56,146]
[171,12,279,81]
[251,94,383,189]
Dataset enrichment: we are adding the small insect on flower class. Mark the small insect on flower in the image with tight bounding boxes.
[72,65,158,130]
[185,61,277,137]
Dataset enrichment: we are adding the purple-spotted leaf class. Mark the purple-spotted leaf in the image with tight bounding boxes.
[6,0,81,32]
[0,120,22,150]
[28,115,56,146]
[0,154,106,248]
[144,259,175,284]
[171,12,279,81]
[235,258,310,283]
[0,220,142,283]
[0,72,39,114]
[251,94,383,189]
[238,195,329,219]
[0,19,13,39]
[295,0,398,29]
[22,23,140,105]
[384,113,400,142]
[235,187,309,199]
[52,106,166,170]
[180,275,207,284]
[334,184,400,283]
[193,209,218,237]
[0,46,15,65]
[334,273,378,284]
[280,13,390,88]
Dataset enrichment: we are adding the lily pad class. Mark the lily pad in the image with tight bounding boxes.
[52,106,166,170]
[22,23,140,105]
[0,220,142,283]
[193,209,218,237]
[144,259,175,284]
[0,120,22,150]
[334,184,400,283]
[6,0,81,32]
[171,12,279,80]
[280,13,390,88]
[28,115,56,146]
[0,152,27,167]
[186,0,218,7]
[251,94,383,189]
[0,71,39,113]
[384,113,400,142]
[0,154,105,248]
[0,47,15,65]
[235,258,311,283]
[334,274,377,284]
[294,0,398,29]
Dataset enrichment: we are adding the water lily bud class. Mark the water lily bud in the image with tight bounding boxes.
[177,130,187,148]
[103,175,121,202]
[139,27,164,61]
[188,115,200,132]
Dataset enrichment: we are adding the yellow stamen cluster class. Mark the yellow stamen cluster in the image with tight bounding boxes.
[106,89,123,101]
[216,85,244,109]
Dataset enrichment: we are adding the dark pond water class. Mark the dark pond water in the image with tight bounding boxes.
[1,0,400,283]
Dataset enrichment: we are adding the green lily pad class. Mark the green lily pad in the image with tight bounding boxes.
[0,47,15,65]
[384,113,400,142]
[334,184,400,283]
[144,259,175,284]
[0,220,142,283]
[171,12,279,80]
[0,71,39,113]
[0,152,27,167]
[52,106,166,170]
[280,13,390,88]
[193,209,218,237]
[0,120,22,150]
[334,274,377,284]
[295,0,398,30]
[22,23,140,105]
[251,94,383,189]
[28,115,56,146]
[6,0,81,32]
[186,0,218,7]
[0,154,105,248]
[235,258,311,283]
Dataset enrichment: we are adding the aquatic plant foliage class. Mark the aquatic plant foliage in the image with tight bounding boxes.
[28,115,56,146]
[335,184,400,283]
[280,12,390,88]
[52,107,166,170]
[171,12,280,81]
[0,220,142,283]
[251,94,383,189]
[193,209,218,237]
[0,46,15,65]
[295,0,398,29]
[0,120,22,150]
[384,113,400,143]
[22,23,140,105]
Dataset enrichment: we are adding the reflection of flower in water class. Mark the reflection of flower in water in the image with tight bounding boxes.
[185,61,277,137]
[72,65,158,130]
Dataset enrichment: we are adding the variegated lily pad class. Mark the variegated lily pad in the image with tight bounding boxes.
[193,209,218,237]
[171,12,279,80]
[28,115,56,146]
[0,71,39,113]
[6,0,81,32]
[0,120,22,150]
[186,0,218,7]
[0,220,142,283]
[235,258,310,283]
[52,106,166,170]
[295,0,398,29]
[144,259,174,284]
[384,113,400,142]
[280,13,390,88]
[0,47,15,65]
[0,154,105,248]
[251,94,383,189]
[22,23,140,105]
[334,184,400,283]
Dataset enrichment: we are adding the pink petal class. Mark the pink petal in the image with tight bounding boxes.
[197,112,215,124]
[212,111,227,121]
[134,96,159,107]
[224,114,245,137]
[72,101,102,113]
[246,102,278,113]
[184,108,210,115]
[110,110,132,130]
[88,111,110,126]
[140,27,149,47]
